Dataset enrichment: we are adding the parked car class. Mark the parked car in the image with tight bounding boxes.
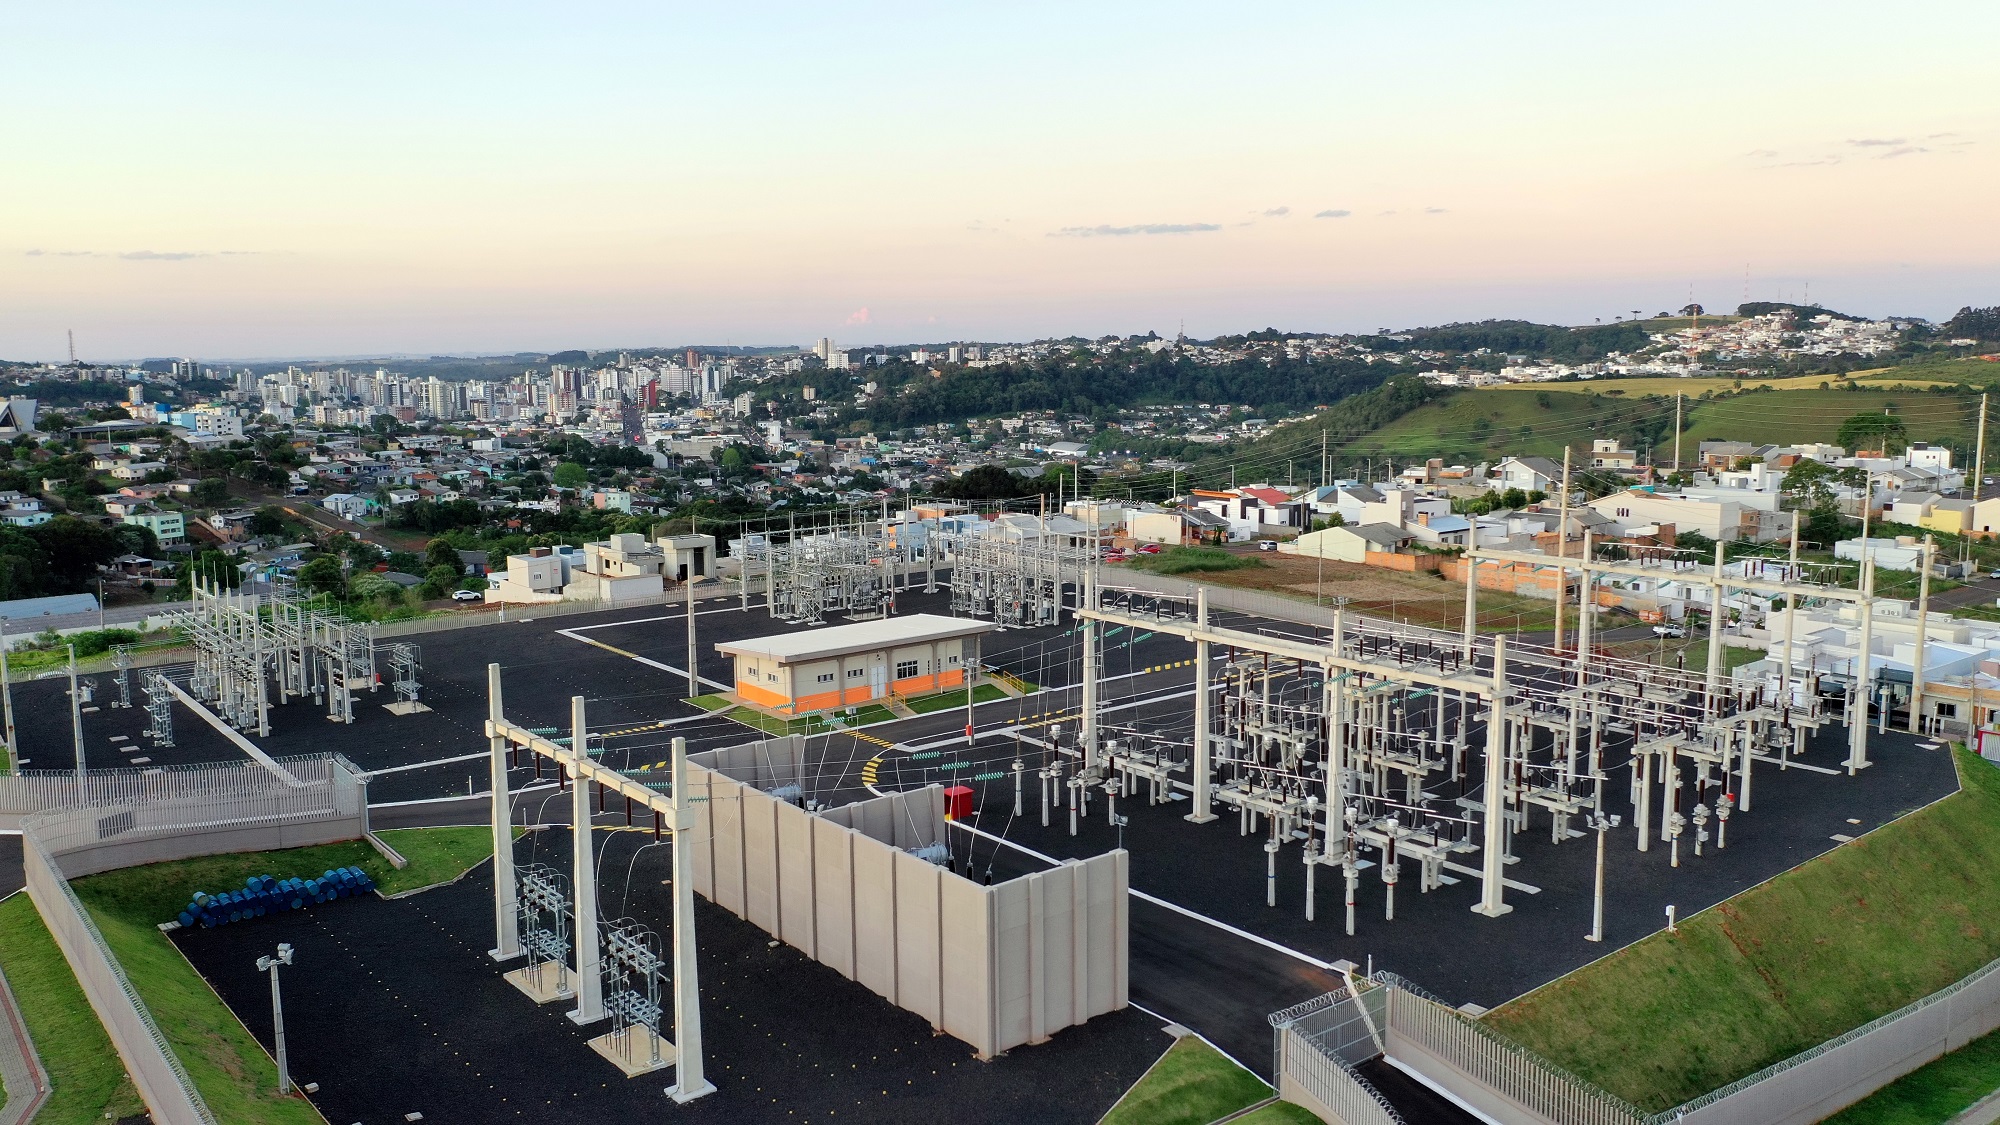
[1137,544,1162,554]
[450,588,484,602]
[1256,540,1279,552]
[1652,623,1687,638]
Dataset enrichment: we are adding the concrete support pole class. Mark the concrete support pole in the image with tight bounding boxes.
[487,663,520,961]
[1779,512,1799,717]
[1554,447,1572,653]
[0,617,15,772]
[1575,531,1595,688]
[1461,547,1478,658]
[669,735,715,1101]
[69,644,84,793]
[1910,537,1934,734]
[1849,558,1875,774]
[1473,636,1513,918]
[1081,574,1099,771]
[1704,542,1726,714]
[685,571,699,700]
[1186,586,1216,823]
[568,695,605,1025]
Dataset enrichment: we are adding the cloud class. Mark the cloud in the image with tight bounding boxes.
[844,307,870,325]
[1314,209,1350,219]
[25,249,103,257]
[1424,207,1447,214]
[1847,137,1906,147]
[1877,145,1927,159]
[1262,206,1290,217]
[1050,222,1221,237]
[120,250,206,261]
[1745,148,1778,158]
[1775,157,1841,168]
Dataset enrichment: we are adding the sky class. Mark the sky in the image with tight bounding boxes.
[3,1,1997,361]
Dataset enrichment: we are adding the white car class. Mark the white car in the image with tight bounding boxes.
[450,588,484,602]
[1652,623,1687,638]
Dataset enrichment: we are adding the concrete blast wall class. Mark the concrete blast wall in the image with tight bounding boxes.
[688,736,1128,1057]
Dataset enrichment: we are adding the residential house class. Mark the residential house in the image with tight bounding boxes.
[123,508,186,545]
[1283,523,1415,562]
[1588,439,1637,471]
[1490,456,1562,494]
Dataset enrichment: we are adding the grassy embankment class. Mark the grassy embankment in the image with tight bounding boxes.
[0,827,496,1125]
[1485,748,2000,1113]
[1099,1036,1283,1125]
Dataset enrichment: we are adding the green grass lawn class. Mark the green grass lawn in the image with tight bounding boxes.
[1485,748,2000,1112]
[21,827,501,1125]
[687,693,732,712]
[1231,1100,1325,1124]
[1822,1025,2000,1124]
[1099,1036,1272,1125]
[721,707,834,736]
[0,894,148,1123]
[904,683,1009,714]
[1124,547,1270,576]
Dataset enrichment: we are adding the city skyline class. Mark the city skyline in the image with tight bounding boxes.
[5,0,1996,360]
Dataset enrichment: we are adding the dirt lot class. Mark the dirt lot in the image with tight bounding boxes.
[1166,552,1572,632]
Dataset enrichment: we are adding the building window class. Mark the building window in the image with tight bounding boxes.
[895,660,919,679]
[847,667,865,679]
[1937,703,1958,718]
[948,655,960,664]
[766,671,779,683]
[816,673,834,684]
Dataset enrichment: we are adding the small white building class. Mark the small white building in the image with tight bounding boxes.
[717,614,995,716]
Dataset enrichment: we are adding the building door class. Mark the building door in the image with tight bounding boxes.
[868,662,887,699]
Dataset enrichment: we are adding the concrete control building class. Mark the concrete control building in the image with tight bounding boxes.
[718,614,995,715]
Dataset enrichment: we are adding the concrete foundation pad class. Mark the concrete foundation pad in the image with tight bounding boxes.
[586,1030,675,1077]
[502,964,573,1004]
[384,701,433,715]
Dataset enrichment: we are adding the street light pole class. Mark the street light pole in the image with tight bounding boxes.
[257,943,295,1094]
[1585,810,1619,942]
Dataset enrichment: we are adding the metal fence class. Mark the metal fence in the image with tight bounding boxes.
[1270,985,1403,1125]
[0,754,339,821]
[1374,973,1646,1125]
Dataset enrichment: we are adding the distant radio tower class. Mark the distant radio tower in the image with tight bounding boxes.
[67,329,75,364]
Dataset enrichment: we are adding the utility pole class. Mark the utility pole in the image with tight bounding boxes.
[1910,536,1934,734]
[1553,447,1572,653]
[1473,635,1513,918]
[685,566,699,701]
[256,943,295,1094]
[1672,393,1683,475]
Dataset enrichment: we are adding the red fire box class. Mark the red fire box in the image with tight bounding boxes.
[943,785,974,821]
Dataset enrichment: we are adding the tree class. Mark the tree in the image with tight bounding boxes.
[552,462,589,489]
[1836,411,1908,455]
[1679,303,1704,317]
[423,538,463,575]
[347,571,400,601]
[190,477,232,506]
[30,516,120,591]
[419,564,459,599]
[296,555,346,598]
[248,505,289,538]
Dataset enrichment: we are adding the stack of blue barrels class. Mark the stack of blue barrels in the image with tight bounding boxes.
[175,866,376,929]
